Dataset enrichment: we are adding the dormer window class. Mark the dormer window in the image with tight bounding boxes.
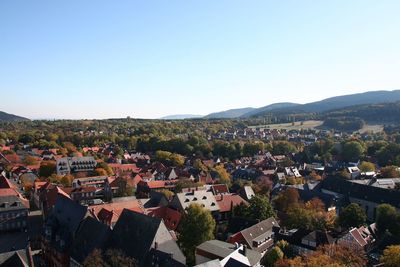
[193,197,198,201]
[202,196,207,200]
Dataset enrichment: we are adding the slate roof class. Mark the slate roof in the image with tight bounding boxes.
[322,176,400,208]
[70,216,111,263]
[106,209,160,262]
[53,194,88,234]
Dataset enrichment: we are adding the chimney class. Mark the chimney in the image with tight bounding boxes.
[241,245,247,256]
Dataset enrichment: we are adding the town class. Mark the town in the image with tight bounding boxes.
[1,119,400,267]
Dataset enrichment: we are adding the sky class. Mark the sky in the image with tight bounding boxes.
[1,1,400,119]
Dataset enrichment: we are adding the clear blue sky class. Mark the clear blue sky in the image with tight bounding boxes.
[1,1,399,119]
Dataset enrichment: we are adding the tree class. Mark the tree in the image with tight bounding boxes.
[338,203,366,229]
[359,161,375,172]
[342,141,364,162]
[262,246,283,266]
[376,204,400,236]
[24,155,39,165]
[83,248,137,267]
[274,188,300,213]
[83,249,108,267]
[247,195,276,221]
[213,165,231,186]
[104,249,137,267]
[380,166,400,178]
[286,206,313,230]
[178,203,216,265]
[94,168,108,176]
[115,177,134,197]
[39,161,56,177]
[96,162,114,175]
[380,245,400,267]
[170,153,185,166]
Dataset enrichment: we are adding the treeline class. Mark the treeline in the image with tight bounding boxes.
[322,117,365,132]
[324,102,400,124]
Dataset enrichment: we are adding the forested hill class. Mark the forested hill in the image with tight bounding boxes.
[0,111,29,122]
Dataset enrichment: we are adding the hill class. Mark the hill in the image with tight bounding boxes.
[160,114,203,120]
[0,111,29,122]
[241,102,300,117]
[248,90,400,117]
[204,107,255,119]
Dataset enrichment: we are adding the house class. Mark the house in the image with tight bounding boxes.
[195,240,262,267]
[239,186,255,201]
[71,175,112,202]
[146,206,182,231]
[210,184,230,195]
[41,194,89,267]
[136,180,178,197]
[105,209,186,266]
[215,194,247,221]
[108,163,141,175]
[321,176,400,220]
[276,229,335,254]
[337,223,377,252]
[56,156,97,175]
[171,190,220,215]
[70,217,112,266]
[0,188,29,232]
[228,217,280,255]
[89,198,144,228]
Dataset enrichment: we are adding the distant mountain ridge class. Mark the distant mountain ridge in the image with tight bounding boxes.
[0,111,29,122]
[160,114,203,120]
[247,90,400,117]
[203,107,255,119]
[158,90,400,120]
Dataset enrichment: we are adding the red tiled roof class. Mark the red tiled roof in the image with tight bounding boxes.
[108,163,141,173]
[215,194,247,213]
[146,206,182,231]
[211,184,229,195]
[139,180,178,189]
[0,188,19,197]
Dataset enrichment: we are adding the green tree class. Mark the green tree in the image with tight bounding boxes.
[178,204,216,266]
[115,178,134,197]
[263,246,284,266]
[380,245,400,267]
[376,204,400,236]
[342,141,364,162]
[359,161,375,172]
[247,195,276,221]
[338,203,367,229]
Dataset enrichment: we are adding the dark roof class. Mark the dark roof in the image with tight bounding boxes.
[143,249,186,267]
[106,209,162,262]
[322,176,400,208]
[70,217,111,263]
[53,194,88,234]
[227,217,259,235]
[106,209,185,265]
[0,249,30,267]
